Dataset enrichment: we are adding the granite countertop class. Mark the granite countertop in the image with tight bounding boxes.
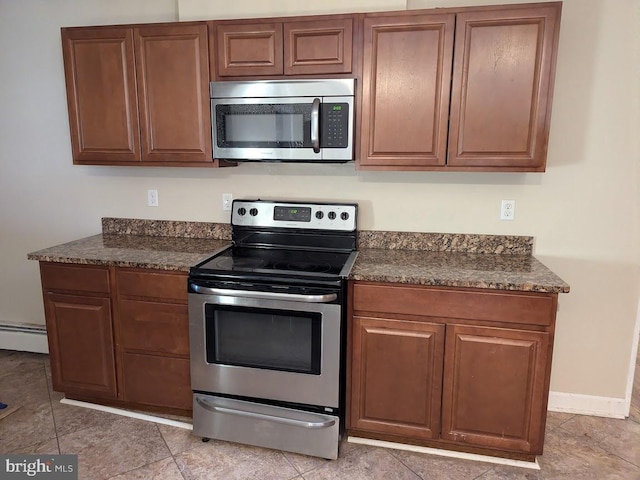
[27,218,232,272]
[27,218,570,293]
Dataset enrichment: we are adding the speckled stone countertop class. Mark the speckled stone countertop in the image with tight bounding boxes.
[27,218,569,293]
[353,230,569,293]
[27,218,231,272]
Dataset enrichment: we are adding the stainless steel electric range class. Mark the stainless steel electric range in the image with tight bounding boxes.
[188,199,358,460]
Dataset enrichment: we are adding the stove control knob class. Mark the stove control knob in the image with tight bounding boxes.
[341,212,350,221]
[315,211,324,220]
[250,208,258,216]
[238,207,246,216]
[328,211,337,220]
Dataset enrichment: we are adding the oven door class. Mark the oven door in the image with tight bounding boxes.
[188,284,342,409]
[211,97,353,162]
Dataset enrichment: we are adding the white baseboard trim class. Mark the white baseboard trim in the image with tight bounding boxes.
[0,327,48,354]
[60,398,193,430]
[547,391,627,419]
[347,436,540,470]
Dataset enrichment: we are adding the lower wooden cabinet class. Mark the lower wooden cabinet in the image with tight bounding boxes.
[348,281,557,458]
[39,262,192,414]
[44,292,117,399]
[441,324,550,453]
[350,316,444,439]
[121,352,192,411]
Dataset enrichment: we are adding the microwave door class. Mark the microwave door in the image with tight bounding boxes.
[212,97,321,161]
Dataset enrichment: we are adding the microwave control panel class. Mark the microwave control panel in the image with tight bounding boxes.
[321,103,349,149]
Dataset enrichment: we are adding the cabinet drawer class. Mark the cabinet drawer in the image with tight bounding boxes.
[40,263,110,294]
[116,269,187,301]
[122,352,191,410]
[119,299,189,356]
[352,282,555,326]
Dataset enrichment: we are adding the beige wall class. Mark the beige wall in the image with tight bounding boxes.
[1,0,638,407]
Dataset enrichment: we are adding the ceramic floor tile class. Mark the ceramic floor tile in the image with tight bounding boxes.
[282,448,336,475]
[0,362,50,406]
[0,349,46,375]
[301,442,421,480]
[487,426,640,480]
[544,411,575,431]
[175,439,299,480]
[0,399,57,453]
[388,448,494,480]
[5,437,60,455]
[558,414,640,467]
[107,457,184,480]
[57,416,171,480]
[51,398,123,437]
[157,423,202,455]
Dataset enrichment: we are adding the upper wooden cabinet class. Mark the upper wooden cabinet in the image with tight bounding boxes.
[359,3,562,171]
[213,16,354,78]
[448,5,561,169]
[61,23,213,166]
[359,13,455,168]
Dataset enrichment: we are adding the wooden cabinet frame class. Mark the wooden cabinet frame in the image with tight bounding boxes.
[347,281,558,459]
[211,15,355,79]
[358,2,562,171]
[39,262,192,416]
[62,22,216,167]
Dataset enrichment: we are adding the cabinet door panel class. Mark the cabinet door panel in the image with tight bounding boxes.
[284,18,353,75]
[122,353,191,410]
[360,14,454,168]
[45,293,117,398]
[350,316,444,439]
[136,24,212,163]
[442,324,550,453]
[448,6,560,168]
[216,23,283,77]
[61,28,140,163]
[119,299,189,356]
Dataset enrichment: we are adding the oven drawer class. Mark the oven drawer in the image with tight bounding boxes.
[192,393,340,459]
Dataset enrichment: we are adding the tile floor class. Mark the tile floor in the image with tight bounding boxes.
[1,348,639,480]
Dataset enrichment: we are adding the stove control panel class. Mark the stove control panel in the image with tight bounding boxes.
[232,200,357,231]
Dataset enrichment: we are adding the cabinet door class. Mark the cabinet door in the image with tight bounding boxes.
[284,18,353,75]
[448,5,560,169]
[61,27,140,164]
[441,324,550,454]
[119,299,189,356]
[135,24,212,163]
[216,23,283,77]
[44,293,117,399]
[122,353,191,411]
[350,316,445,439]
[359,14,454,168]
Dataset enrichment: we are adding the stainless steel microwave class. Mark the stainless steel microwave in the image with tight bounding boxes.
[210,79,355,163]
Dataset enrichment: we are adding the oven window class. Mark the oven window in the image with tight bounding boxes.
[204,305,322,375]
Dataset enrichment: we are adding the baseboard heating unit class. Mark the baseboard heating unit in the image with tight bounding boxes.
[0,323,48,353]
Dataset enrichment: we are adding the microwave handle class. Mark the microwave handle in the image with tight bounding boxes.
[311,98,321,153]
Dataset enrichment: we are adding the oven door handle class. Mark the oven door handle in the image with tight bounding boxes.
[190,283,337,303]
[196,397,336,430]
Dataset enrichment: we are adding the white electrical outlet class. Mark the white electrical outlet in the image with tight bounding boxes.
[147,189,158,207]
[222,193,233,211]
[500,199,515,220]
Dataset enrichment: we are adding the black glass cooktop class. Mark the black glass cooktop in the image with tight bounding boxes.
[193,246,352,278]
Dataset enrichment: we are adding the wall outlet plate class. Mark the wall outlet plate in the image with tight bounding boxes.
[500,199,515,220]
[147,189,158,207]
